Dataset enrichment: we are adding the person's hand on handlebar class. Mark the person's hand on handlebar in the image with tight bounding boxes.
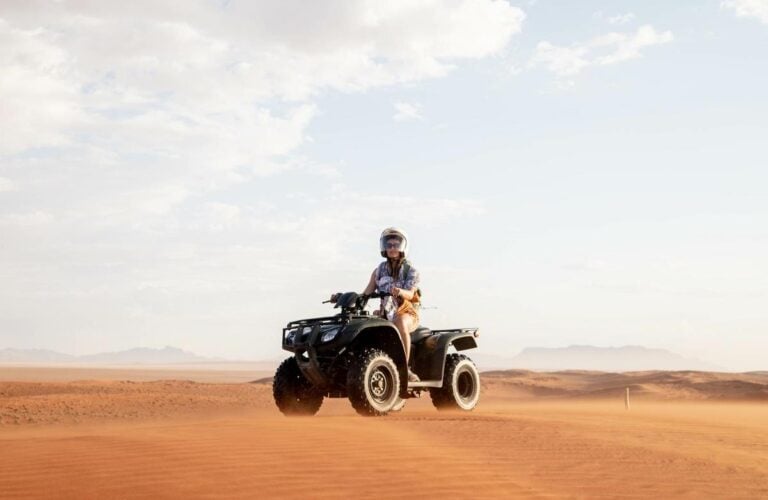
[390,286,414,301]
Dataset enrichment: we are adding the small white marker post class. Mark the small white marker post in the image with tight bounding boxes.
[625,387,630,410]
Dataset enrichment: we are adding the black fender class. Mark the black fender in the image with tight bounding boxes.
[413,329,478,382]
[341,319,408,394]
[336,317,397,344]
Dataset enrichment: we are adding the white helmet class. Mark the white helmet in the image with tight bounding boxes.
[380,227,409,258]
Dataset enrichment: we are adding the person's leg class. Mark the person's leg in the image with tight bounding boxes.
[393,314,413,362]
[394,313,418,380]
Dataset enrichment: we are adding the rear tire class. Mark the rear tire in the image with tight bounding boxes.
[347,348,401,416]
[391,397,406,412]
[273,357,324,416]
[429,354,480,411]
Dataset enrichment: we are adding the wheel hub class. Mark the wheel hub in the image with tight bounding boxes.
[457,370,476,402]
[370,369,389,400]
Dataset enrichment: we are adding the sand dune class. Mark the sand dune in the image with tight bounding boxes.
[482,369,768,400]
[2,366,768,498]
[3,368,766,427]
[0,380,272,426]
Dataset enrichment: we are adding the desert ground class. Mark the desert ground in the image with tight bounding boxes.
[2,366,768,499]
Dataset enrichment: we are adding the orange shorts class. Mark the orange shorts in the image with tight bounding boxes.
[395,299,420,323]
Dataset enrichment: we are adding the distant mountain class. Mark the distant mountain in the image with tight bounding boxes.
[508,345,719,372]
[79,346,215,364]
[465,351,516,371]
[1,344,719,371]
[0,348,77,363]
[0,346,215,365]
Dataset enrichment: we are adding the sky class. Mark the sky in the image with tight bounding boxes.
[1,0,766,370]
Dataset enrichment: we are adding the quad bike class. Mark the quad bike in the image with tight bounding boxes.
[273,291,480,416]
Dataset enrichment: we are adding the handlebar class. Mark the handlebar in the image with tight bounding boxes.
[322,291,388,305]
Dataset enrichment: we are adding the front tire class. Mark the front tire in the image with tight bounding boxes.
[391,397,406,412]
[273,357,324,416]
[430,354,480,411]
[347,348,401,416]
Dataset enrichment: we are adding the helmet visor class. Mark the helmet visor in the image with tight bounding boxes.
[381,236,404,251]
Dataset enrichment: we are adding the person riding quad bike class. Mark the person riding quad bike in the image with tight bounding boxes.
[336,227,422,382]
[273,227,481,416]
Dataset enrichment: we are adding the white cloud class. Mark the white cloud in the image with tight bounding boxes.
[0,0,523,219]
[0,176,17,192]
[0,0,524,153]
[0,1,524,209]
[532,43,590,77]
[202,202,242,231]
[593,11,635,25]
[0,1,516,355]
[0,211,53,227]
[393,101,424,122]
[339,192,486,226]
[722,0,768,24]
[531,25,673,77]
[608,13,635,25]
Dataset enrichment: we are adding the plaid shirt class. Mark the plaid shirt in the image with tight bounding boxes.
[375,260,420,320]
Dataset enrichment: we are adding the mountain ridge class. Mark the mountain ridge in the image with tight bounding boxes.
[0,346,217,365]
[1,344,721,371]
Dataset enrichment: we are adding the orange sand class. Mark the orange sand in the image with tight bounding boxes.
[1,366,767,499]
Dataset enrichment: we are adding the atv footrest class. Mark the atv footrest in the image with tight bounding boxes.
[407,380,442,389]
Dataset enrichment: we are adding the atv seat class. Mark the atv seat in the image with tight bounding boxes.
[410,326,432,344]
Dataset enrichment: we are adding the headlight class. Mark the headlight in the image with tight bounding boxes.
[320,326,341,343]
[284,328,298,344]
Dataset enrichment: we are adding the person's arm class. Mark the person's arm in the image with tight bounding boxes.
[364,269,385,317]
[362,269,377,294]
[391,264,419,301]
